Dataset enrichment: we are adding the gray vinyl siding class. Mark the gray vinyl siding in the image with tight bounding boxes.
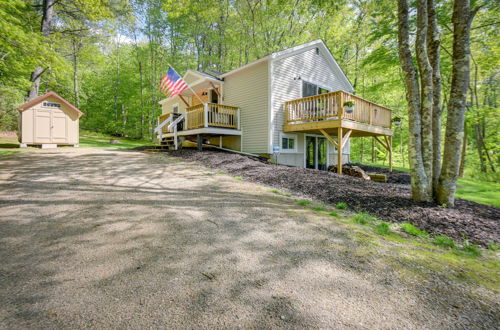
[271,47,353,163]
[224,61,269,154]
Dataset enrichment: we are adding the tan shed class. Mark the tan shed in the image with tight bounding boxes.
[18,91,83,148]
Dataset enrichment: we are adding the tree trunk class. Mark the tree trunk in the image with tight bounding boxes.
[459,122,467,177]
[436,0,476,206]
[416,0,434,191]
[72,39,80,108]
[28,0,55,100]
[427,0,442,194]
[397,0,431,202]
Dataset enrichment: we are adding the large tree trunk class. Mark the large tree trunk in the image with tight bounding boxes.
[28,0,55,100]
[427,0,442,195]
[416,0,434,192]
[397,0,431,202]
[436,0,476,206]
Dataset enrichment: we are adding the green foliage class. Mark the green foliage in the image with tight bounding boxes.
[401,223,428,237]
[487,241,499,251]
[374,222,391,235]
[309,205,326,212]
[432,235,456,249]
[336,202,348,210]
[215,170,225,175]
[234,176,242,180]
[328,211,339,217]
[461,239,482,257]
[353,212,376,224]
[296,200,311,206]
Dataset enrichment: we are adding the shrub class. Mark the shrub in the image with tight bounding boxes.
[432,235,456,249]
[353,212,376,225]
[336,202,348,210]
[296,200,311,206]
[374,222,390,235]
[401,223,428,237]
[328,211,339,217]
[462,239,482,257]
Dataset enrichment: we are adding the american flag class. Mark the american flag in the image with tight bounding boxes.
[159,66,188,97]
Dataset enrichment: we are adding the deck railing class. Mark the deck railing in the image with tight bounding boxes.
[285,90,392,128]
[186,103,239,130]
[158,112,171,133]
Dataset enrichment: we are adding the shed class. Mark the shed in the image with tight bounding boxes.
[18,91,83,148]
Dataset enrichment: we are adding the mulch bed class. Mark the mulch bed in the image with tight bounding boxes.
[166,149,499,247]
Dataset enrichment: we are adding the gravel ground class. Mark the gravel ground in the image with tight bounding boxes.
[0,148,498,329]
[169,150,499,247]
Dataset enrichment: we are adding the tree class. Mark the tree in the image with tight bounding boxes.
[436,0,482,206]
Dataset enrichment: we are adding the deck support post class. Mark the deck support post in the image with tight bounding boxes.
[388,135,393,172]
[219,135,223,148]
[337,126,343,174]
[197,134,203,151]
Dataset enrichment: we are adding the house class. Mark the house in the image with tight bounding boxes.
[156,40,393,173]
[18,91,83,148]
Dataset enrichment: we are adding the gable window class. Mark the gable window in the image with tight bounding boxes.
[302,81,330,97]
[42,102,61,108]
[280,133,297,153]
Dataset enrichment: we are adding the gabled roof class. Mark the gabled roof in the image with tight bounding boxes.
[219,39,354,92]
[18,91,84,117]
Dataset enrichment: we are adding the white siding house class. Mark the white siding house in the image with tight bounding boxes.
[156,39,393,172]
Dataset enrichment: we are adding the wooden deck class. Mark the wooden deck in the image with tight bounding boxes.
[283,90,393,137]
[283,90,394,173]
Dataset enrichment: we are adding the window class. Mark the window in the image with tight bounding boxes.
[280,133,297,152]
[172,104,179,114]
[302,81,330,97]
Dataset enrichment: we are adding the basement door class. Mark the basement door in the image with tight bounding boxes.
[306,136,327,170]
[34,108,68,144]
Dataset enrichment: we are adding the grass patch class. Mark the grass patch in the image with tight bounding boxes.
[455,178,500,207]
[401,223,428,237]
[336,202,348,210]
[79,130,153,149]
[270,189,292,197]
[374,222,391,235]
[309,205,326,212]
[487,241,499,251]
[215,170,226,174]
[296,200,311,206]
[461,239,482,257]
[432,235,456,249]
[234,176,242,180]
[328,211,339,217]
[353,212,376,225]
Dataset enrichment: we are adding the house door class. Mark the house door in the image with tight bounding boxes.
[51,109,68,143]
[306,136,328,170]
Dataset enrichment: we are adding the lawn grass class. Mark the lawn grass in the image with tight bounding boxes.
[359,162,500,207]
[0,131,153,158]
[79,130,153,149]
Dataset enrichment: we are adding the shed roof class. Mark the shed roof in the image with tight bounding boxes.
[18,91,84,118]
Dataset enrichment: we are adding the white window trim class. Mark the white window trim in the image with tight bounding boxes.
[280,132,298,153]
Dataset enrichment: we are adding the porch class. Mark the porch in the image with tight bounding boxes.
[283,90,394,174]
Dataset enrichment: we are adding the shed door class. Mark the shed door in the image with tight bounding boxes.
[34,108,68,143]
[34,109,52,143]
[51,109,67,143]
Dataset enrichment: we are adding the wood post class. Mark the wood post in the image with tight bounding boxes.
[203,103,209,128]
[197,134,202,151]
[337,126,343,174]
[389,135,393,172]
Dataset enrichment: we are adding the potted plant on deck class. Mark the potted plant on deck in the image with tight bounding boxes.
[343,100,355,114]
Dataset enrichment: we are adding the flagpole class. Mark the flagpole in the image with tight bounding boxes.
[167,63,205,105]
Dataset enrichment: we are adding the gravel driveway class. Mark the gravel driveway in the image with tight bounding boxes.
[0,148,497,329]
